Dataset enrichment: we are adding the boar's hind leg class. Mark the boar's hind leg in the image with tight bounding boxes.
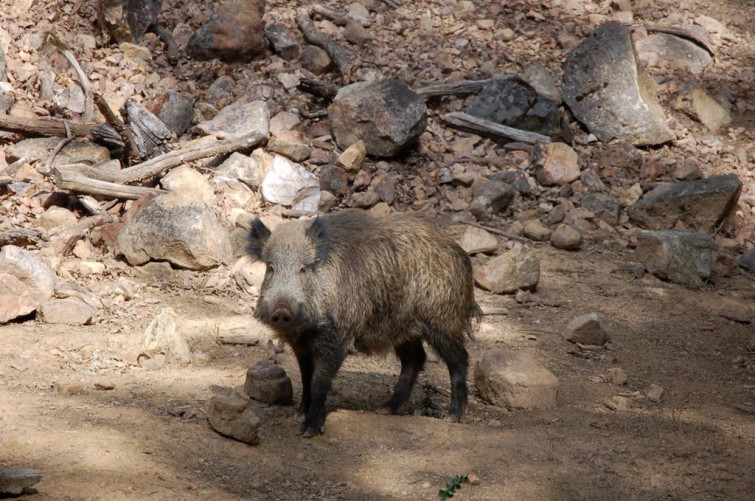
[426,331,469,422]
[378,339,427,415]
[301,343,346,438]
[291,342,314,421]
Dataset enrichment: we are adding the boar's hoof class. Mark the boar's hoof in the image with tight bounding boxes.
[299,423,324,438]
[444,414,462,424]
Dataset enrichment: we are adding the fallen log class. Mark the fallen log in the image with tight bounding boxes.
[0,115,95,137]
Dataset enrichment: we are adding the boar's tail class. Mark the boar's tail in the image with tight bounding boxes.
[466,301,482,340]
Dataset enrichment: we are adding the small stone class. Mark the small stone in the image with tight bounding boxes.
[54,381,84,395]
[208,393,260,445]
[604,395,634,411]
[475,349,559,410]
[243,360,294,405]
[268,131,311,163]
[195,100,269,140]
[301,45,332,74]
[38,206,77,231]
[350,190,380,209]
[580,194,621,226]
[38,298,96,325]
[343,20,370,46]
[335,140,367,175]
[522,219,552,241]
[458,226,499,254]
[673,158,703,181]
[137,307,192,368]
[161,165,216,204]
[474,246,540,294]
[533,142,580,186]
[646,383,664,403]
[739,249,755,273]
[186,0,266,63]
[318,165,350,196]
[0,468,42,496]
[264,24,301,60]
[319,190,339,211]
[607,367,628,385]
[550,224,582,250]
[469,179,516,219]
[565,312,609,345]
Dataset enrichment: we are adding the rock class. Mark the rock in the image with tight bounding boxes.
[635,229,714,288]
[458,226,499,254]
[217,150,269,189]
[318,165,350,196]
[117,194,233,270]
[269,111,301,136]
[739,249,755,274]
[469,179,516,219]
[300,45,332,75]
[0,467,42,496]
[335,140,367,175]
[329,79,427,157]
[562,21,675,146]
[133,261,173,279]
[521,63,561,103]
[620,183,643,207]
[6,137,110,167]
[160,165,215,204]
[565,313,608,345]
[159,91,194,136]
[466,77,565,138]
[243,360,293,404]
[550,224,583,250]
[38,297,96,325]
[208,393,260,445]
[195,100,269,140]
[187,0,266,62]
[261,155,320,213]
[350,190,380,209]
[627,174,742,233]
[580,194,621,226]
[522,219,552,241]
[474,246,540,294]
[264,23,301,60]
[96,0,132,42]
[672,86,732,134]
[673,158,703,181]
[533,142,580,186]
[646,383,664,403]
[636,33,712,75]
[38,206,77,231]
[343,20,370,46]
[474,349,559,410]
[0,246,56,323]
[137,307,192,368]
[319,190,339,211]
[607,367,628,385]
[268,131,311,162]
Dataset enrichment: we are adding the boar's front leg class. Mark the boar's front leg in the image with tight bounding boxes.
[291,341,314,421]
[300,334,346,438]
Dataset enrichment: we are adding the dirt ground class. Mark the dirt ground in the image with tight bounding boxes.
[1,241,753,500]
[1,0,755,500]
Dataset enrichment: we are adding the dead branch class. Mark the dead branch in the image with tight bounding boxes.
[296,8,357,82]
[413,78,498,99]
[52,166,164,199]
[44,33,94,121]
[311,4,370,27]
[94,93,140,165]
[297,78,339,100]
[444,112,552,145]
[54,132,267,189]
[461,220,531,243]
[0,115,94,137]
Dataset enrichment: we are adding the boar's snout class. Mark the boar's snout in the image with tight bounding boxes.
[258,296,301,331]
[270,306,293,328]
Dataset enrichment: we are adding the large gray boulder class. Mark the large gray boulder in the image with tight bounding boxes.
[328,79,427,157]
[563,21,675,146]
[628,174,742,233]
[635,230,714,288]
[117,194,233,270]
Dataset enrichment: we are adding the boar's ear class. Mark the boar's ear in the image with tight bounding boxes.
[247,218,271,260]
[305,216,329,262]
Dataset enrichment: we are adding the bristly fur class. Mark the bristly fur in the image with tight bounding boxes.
[247,218,271,261]
[305,217,329,263]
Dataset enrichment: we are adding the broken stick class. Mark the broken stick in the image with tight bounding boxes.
[444,112,552,144]
[297,8,357,82]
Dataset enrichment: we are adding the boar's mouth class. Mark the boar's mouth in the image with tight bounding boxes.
[254,299,307,336]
